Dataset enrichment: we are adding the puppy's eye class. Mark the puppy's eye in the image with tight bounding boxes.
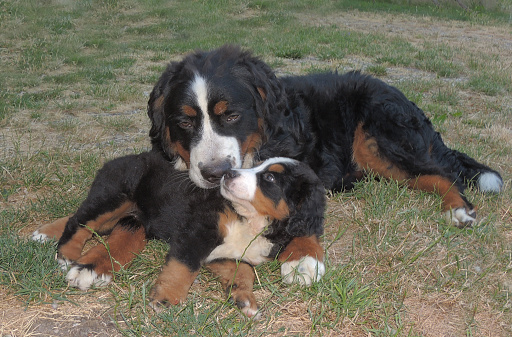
[178,121,193,129]
[262,172,275,183]
[226,114,240,123]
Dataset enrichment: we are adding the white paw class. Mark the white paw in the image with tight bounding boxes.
[31,230,50,242]
[445,208,476,228]
[66,265,111,291]
[240,304,262,320]
[281,256,325,286]
[57,257,73,271]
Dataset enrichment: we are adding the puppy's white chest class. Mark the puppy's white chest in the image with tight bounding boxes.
[206,219,273,265]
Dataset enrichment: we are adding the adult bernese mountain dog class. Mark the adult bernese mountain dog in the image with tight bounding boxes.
[36,153,325,317]
[33,44,503,313]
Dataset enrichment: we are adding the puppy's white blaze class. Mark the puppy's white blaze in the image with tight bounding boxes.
[66,266,111,291]
[188,74,241,188]
[281,256,325,286]
[477,172,503,193]
[221,157,299,203]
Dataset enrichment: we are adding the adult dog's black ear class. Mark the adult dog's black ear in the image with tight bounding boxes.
[285,169,326,238]
[147,62,182,161]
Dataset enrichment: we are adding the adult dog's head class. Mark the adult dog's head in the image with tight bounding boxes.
[148,45,285,188]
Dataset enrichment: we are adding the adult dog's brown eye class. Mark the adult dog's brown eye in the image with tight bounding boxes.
[226,114,240,123]
[179,121,193,129]
[262,172,275,183]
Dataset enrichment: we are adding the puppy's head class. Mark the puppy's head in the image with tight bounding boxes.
[221,158,326,237]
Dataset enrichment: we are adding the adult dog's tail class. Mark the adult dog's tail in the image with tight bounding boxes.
[431,132,503,193]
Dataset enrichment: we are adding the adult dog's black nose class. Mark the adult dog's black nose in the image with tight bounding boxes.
[199,160,232,184]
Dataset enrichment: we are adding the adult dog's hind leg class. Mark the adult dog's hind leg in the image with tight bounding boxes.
[206,259,260,319]
[352,123,475,227]
[66,223,146,290]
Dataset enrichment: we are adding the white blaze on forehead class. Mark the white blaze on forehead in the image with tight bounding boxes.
[188,74,242,188]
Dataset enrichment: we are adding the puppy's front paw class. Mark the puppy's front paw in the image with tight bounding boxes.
[66,264,112,291]
[229,289,261,319]
[281,256,325,286]
[148,284,187,312]
[445,208,476,228]
[31,230,50,242]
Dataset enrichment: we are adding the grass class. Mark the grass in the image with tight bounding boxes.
[1,0,511,336]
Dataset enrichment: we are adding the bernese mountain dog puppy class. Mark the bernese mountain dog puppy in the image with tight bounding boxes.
[41,152,325,317]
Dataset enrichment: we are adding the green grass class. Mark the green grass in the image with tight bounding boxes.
[1,0,511,336]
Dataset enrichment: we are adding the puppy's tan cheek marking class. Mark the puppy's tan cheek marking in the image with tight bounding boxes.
[251,188,289,220]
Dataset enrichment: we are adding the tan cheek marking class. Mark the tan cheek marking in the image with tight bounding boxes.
[278,236,324,263]
[218,207,239,238]
[241,132,262,156]
[352,122,409,181]
[182,105,197,117]
[150,258,199,305]
[214,100,228,115]
[174,142,191,167]
[251,188,289,220]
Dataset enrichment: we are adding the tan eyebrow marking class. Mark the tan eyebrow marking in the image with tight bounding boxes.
[213,100,228,115]
[182,105,197,117]
[267,164,285,173]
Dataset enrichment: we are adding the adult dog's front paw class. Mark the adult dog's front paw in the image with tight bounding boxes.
[66,264,112,291]
[281,256,325,286]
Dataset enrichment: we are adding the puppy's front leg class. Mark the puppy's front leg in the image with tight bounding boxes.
[207,259,260,319]
[279,235,325,286]
[149,258,200,310]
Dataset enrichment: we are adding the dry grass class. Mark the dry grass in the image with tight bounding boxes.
[1,1,511,336]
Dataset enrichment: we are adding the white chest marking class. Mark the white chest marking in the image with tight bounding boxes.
[206,218,273,265]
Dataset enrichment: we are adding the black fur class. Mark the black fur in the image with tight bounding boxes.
[57,152,325,272]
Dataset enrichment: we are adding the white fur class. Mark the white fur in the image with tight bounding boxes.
[281,256,325,286]
[241,303,262,320]
[477,172,503,193]
[66,266,111,291]
[31,230,49,242]
[188,74,241,188]
[445,207,476,227]
[206,218,273,265]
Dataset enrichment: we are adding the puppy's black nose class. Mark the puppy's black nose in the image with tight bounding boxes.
[223,169,240,181]
[200,161,232,184]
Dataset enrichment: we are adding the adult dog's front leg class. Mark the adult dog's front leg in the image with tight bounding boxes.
[279,235,325,286]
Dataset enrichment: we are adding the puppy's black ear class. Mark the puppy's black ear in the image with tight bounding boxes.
[285,170,326,238]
